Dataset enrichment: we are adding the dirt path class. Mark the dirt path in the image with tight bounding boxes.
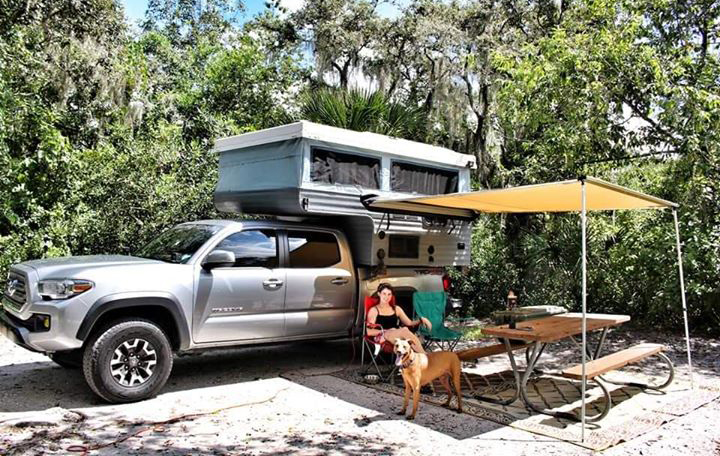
[1,330,718,455]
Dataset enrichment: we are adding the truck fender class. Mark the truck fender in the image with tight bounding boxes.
[76,292,190,350]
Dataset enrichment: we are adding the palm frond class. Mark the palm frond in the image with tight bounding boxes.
[298,87,426,141]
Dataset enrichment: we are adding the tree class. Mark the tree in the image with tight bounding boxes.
[0,0,306,273]
[489,0,720,330]
[290,0,386,89]
[143,0,244,46]
[298,87,426,139]
[0,0,129,267]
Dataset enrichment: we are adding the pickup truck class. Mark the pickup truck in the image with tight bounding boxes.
[0,219,447,403]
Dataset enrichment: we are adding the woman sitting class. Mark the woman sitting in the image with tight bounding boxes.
[366,283,431,354]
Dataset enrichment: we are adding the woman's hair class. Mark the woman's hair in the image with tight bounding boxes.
[376,282,394,295]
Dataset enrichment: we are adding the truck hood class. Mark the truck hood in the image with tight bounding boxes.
[21,255,162,278]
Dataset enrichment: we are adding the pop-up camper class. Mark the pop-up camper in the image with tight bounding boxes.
[213,120,476,269]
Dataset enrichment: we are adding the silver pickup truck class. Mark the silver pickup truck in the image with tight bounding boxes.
[1,219,446,403]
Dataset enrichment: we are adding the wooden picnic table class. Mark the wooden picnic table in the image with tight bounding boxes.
[476,312,631,422]
[482,313,630,342]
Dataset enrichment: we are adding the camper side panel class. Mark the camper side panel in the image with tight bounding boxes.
[214,139,305,214]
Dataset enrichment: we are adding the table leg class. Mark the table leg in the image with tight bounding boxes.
[517,341,576,417]
[474,334,615,422]
[569,327,610,360]
[473,338,522,406]
[593,327,608,359]
[525,343,547,374]
[518,338,613,422]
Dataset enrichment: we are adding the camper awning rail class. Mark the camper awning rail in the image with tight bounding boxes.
[359,194,477,221]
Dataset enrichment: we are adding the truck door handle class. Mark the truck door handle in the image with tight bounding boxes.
[331,278,349,285]
[263,279,284,289]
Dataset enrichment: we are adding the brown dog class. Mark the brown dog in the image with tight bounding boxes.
[393,338,463,420]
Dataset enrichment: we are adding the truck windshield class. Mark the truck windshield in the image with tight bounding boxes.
[136,224,221,264]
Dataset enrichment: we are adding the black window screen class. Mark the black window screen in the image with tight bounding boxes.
[311,148,380,189]
[288,231,341,268]
[391,162,458,194]
[388,235,419,259]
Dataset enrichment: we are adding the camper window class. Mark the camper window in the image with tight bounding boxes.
[311,148,380,189]
[388,234,419,259]
[391,161,459,195]
[287,230,342,268]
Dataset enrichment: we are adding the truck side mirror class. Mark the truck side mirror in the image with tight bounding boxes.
[202,249,236,270]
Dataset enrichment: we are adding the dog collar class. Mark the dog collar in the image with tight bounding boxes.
[400,352,414,369]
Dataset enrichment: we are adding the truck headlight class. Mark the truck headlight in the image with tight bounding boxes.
[38,279,94,300]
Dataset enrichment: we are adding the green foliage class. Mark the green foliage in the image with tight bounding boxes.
[448,217,520,319]
[460,326,488,341]
[298,87,427,139]
[0,0,304,275]
[488,0,720,333]
[289,0,386,88]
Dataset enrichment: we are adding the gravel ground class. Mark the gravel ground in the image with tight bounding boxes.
[0,328,718,455]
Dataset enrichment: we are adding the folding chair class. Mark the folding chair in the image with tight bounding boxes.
[413,291,462,352]
[360,296,398,382]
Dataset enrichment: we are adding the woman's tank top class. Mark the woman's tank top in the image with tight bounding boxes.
[375,312,399,330]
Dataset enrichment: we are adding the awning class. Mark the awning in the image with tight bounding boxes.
[364,175,690,442]
[364,177,677,217]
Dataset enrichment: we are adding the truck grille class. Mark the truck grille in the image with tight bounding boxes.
[3,272,27,312]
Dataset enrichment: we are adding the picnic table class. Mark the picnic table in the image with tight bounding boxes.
[479,313,652,421]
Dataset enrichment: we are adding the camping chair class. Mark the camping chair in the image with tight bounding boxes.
[413,291,462,352]
[360,296,398,382]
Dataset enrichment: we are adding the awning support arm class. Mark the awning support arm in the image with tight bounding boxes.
[375,212,391,234]
[447,218,457,235]
[580,179,588,442]
[673,208,693,389]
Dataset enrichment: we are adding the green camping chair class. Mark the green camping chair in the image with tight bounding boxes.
[413,291,462,352]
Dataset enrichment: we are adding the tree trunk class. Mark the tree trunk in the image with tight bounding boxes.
[472,83,495,187]
[339,59,352,89]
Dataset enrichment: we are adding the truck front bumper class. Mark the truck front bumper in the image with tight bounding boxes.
[0,307,41,353]
[0,299,84,353]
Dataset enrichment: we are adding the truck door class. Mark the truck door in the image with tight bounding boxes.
[193,229,286,343]
[282,229,355,337]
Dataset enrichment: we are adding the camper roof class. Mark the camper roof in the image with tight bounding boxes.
[212,120,477,169]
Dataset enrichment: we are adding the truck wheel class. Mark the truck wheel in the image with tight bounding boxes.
[83,319,173,403]
[49,349,83,368]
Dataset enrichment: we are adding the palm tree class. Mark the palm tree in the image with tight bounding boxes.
[298,87,427,141]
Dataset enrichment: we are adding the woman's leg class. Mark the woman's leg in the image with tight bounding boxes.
[384,327,426,354]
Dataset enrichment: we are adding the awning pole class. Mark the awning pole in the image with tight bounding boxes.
[673,208,693,389]
[581,180,587,441]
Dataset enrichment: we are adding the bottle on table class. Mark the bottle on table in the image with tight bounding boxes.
[507,290,518,329]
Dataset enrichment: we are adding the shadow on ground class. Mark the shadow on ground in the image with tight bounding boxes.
[0,339,353,413]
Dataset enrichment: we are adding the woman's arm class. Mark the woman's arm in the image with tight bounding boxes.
[366,307,381,336]
[396,307,431,331]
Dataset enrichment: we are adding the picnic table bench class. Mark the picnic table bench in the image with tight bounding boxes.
[562,342,674,389]
[456,341,529,361]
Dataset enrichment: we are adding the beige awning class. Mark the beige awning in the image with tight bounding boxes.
[366,177,677,217]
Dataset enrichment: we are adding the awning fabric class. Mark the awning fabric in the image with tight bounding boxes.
[367,177,677,216]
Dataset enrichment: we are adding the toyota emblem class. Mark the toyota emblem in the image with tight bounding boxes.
[6,279,19,297]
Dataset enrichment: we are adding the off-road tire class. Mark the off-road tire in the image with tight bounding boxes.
[82,318,173,403]
[49,349,83,368]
